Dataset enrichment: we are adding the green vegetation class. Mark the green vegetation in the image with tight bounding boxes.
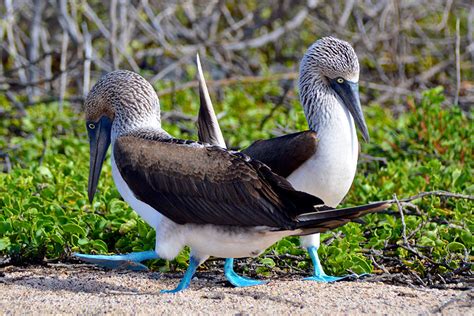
[0,84,472,282]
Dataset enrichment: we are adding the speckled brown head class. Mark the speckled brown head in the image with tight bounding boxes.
[85,70,161,132]
[84,70,161,203]
[299,37,368,142]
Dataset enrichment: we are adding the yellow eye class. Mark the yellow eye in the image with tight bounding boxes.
[88,123,95,129]
[336,78,344,84]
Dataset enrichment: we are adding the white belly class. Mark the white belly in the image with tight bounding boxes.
[111,153,162,229]
[155,218,293,260]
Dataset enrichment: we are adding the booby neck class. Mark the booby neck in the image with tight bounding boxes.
[111,114,162,144]
[299,74,359,160]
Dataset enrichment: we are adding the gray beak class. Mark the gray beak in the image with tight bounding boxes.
[87,116,112,203]
[329,78,369,142]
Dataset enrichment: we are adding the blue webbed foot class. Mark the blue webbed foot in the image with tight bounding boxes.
[161,256,200,294]
[74,250,159,271]
[224,258,267,287]
[304,246,366,283]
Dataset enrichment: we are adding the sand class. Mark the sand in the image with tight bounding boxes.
[0,264,472,315]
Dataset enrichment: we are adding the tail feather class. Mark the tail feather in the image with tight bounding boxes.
[196,53,226,148]
[294,200,391,234]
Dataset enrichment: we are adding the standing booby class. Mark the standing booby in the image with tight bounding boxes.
[77,69,389,292]
[197,37,370,282]
[75,56,268,287]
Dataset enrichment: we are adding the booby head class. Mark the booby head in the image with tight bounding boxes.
[299,36,369,142]
[84,70,161,203]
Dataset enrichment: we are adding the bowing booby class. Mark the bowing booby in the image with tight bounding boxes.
[197,37,371,282]
[77,69,389,292]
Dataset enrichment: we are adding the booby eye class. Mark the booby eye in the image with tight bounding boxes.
[88,123,96,130]
[336,77,344,84]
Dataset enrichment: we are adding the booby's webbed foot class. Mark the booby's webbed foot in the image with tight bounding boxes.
[304,273,348,282]
[161,256,200,294]
[74,250,159,271]
[304,246,364,283]
[224,258,267,287]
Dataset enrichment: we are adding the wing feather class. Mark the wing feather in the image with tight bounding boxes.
[242,131,319,178]
[114,134,323,228]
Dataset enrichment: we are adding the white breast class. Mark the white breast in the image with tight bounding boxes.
[287,104,359,207]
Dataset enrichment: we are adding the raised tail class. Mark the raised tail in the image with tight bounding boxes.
[196,53,226,148]
[293,200,391,235]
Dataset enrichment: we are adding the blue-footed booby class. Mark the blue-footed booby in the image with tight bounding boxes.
[197,37,370,282]
[76,69,389,292]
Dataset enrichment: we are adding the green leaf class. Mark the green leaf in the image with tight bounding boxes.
[0,237,11,251]
[259,257,276,268]
[91,240,108,252]
[77,238,89,246]
[446,242,466,253]
[38,166,53,178]
[0,221,12,234]
[62,223,87,236]
[119,219,137,234]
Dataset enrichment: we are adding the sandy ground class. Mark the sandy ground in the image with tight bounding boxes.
[0,264,472,315]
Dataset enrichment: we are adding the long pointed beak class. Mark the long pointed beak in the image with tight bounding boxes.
[87,116,112,203]
[329,79,370,142]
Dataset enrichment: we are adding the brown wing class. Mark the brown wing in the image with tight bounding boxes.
[114,134,324,228]
[242,131,319,178]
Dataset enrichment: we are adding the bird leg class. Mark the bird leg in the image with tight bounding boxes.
[73,250,159,271]
[304,246,363,282]
[161,256,201,293]
[224,258,267,287]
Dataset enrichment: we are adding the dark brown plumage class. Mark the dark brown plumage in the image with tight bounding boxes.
[242,131,319,178]
[114,131,324,229]
[293,200,388,234]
